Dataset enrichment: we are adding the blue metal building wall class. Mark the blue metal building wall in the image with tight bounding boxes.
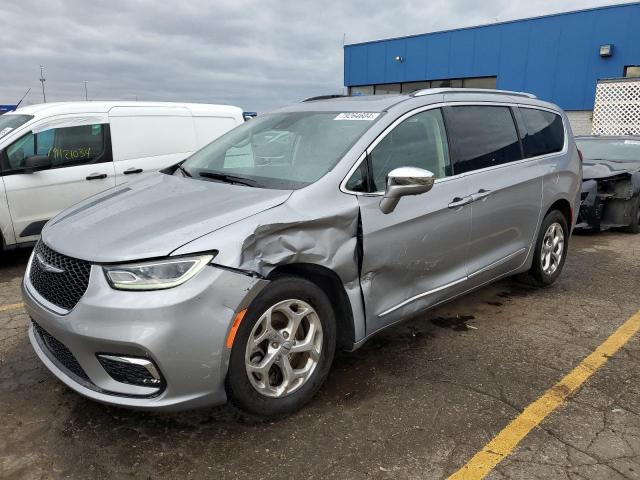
[343,2,640,110]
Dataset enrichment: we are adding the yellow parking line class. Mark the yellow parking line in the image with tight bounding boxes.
[0,302,24,313]
[448,309,640,480]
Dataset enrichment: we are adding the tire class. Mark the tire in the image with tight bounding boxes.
[225,276,336,420]
[622,195,640,234]
[527,210,569,287]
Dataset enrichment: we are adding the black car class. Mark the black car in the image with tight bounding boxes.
[575,136,640,233]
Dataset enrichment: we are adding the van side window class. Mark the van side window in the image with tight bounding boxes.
[367,108,451,192]
[4,124,108,172]
[345,161,369,192]
[519,108,565,157]
[446,106,522,174]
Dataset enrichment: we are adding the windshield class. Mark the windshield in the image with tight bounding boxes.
[577,138,640,162]
[180,111,380,189]
[0,114,33,140]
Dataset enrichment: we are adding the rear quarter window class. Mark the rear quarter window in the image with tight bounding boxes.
[519,108,565,158]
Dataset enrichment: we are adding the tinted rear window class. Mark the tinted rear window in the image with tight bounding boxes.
[446,106,522,174]
[519,108,564,158]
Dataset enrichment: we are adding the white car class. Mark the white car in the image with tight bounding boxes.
[0,102,244,250]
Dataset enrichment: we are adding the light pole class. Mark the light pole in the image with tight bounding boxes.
[39,65,46,103]
[84,80,88,101]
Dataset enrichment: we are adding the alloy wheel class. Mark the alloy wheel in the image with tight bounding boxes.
[245,299,323,398]
[541,222,565,276]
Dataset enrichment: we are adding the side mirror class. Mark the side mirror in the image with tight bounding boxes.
[23,155,51,173]
[379,167,435,214]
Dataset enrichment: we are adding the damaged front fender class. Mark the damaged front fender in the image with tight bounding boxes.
[172,189,367,345]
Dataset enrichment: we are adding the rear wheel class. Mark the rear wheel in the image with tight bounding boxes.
[622,195,640,234]
[527,210,569,286]
[225,276,336,420]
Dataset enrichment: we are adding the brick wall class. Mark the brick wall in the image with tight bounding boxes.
[565,110,593,136]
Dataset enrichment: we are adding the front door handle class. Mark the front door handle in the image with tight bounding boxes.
[123,167,143,175]
[471,189,492,202]
[448,196,474,209]
[86,172,107,180]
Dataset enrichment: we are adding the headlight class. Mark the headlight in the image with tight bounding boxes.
[103,255,214,291]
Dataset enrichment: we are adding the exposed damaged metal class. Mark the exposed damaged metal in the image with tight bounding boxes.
[576,136,640,233]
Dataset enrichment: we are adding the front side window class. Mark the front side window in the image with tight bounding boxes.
[4,124,106,172]
[519,108,564,158]
[446,106,522,174]
[181,111,380,189]
[366,108,451,192]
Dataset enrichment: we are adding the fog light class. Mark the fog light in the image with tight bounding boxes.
[97,354,162,388]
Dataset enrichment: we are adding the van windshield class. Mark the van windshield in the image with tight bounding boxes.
[180,111,380,189]
[0,114,33,139]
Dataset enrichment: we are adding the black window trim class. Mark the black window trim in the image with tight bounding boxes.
[443,104,525,175]
[340,101,568,196]
[0,123,113,176]
[516,105,567,158]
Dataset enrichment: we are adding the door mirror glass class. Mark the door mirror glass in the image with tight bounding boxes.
[23,155,52,172]
[379,166,435,214]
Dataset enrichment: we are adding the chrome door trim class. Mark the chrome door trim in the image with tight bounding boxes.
[340,102,448,196]
[378,276,467,318]
[340,101,569,197]
[467,247,527,279]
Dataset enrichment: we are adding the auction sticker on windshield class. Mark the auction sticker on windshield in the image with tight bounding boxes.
[334,113,380,121]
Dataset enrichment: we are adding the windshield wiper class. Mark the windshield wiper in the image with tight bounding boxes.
[198,171,258,187]
[176,163,192,177]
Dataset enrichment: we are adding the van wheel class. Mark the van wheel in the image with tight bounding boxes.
[527,210,569,287]
[622,195,640,234]
[225,276,336,420]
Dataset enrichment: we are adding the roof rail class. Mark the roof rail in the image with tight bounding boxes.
[301,94,349,102]
[410,88,537,99]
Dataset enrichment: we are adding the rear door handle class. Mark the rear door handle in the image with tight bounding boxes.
[471,189,492,202]
[448,196,474,209]
[86,173,107,180]
[123,167,143,175]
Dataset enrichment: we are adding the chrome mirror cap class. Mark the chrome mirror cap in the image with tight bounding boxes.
[379,167,435,214]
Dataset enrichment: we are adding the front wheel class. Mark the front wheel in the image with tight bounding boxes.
[527,210,569,286]
[225,276,336,420]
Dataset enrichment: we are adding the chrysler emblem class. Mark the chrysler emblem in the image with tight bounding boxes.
[36,253,64,274]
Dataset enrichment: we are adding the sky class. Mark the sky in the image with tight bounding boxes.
[0,0,636,112]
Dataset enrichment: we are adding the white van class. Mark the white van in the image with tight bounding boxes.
[0,102,244,249]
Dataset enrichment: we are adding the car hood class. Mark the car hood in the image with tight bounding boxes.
[42,173,292,262]
[582,159,640,180]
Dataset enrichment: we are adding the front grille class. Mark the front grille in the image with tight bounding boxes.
[29,241,91,311]
[97,356,162,388]
[32,321,90,382]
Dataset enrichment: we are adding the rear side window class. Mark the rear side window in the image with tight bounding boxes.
[519,108,565,158]
[445,106,522,174]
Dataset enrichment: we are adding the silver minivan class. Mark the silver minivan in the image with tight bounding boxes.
[23,89,581,418]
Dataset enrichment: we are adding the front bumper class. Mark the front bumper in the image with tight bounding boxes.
[23,257,267,411]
